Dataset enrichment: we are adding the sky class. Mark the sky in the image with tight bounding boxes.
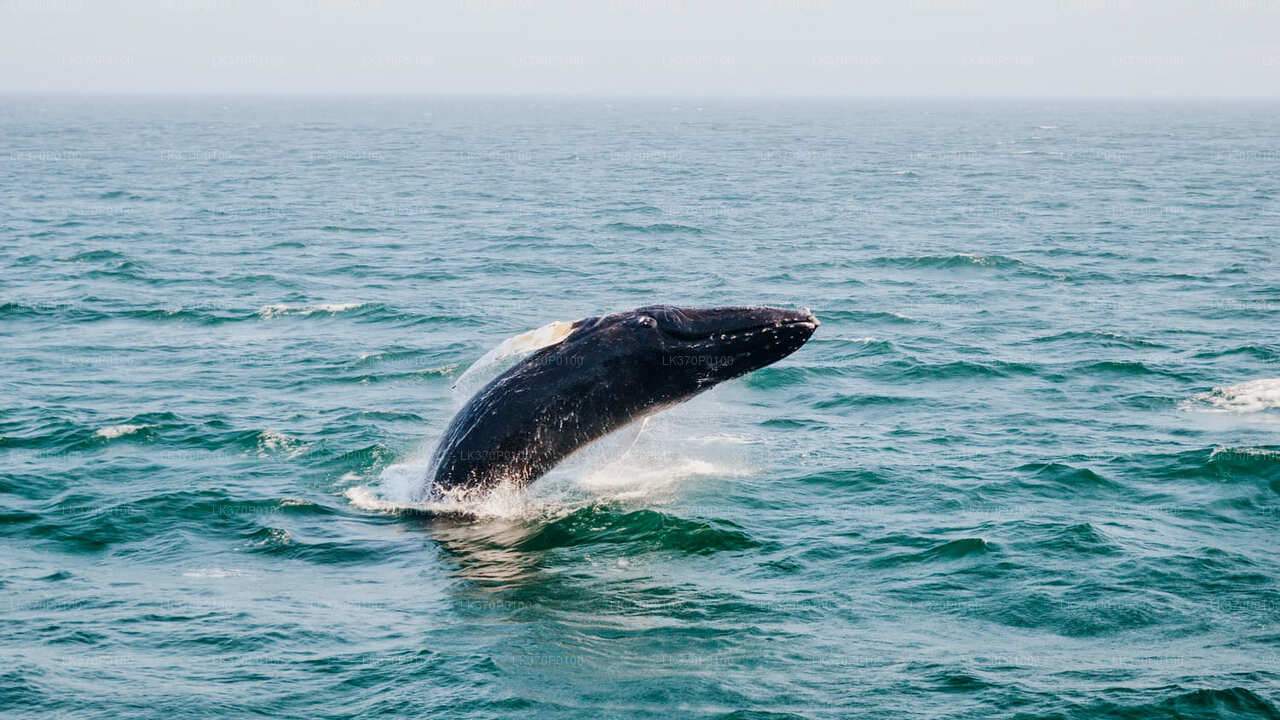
[0,0,1276,97]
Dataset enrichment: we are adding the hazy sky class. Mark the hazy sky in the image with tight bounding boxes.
[1,0,1276,96]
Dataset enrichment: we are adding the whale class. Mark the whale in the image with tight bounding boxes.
[423,305,819,498]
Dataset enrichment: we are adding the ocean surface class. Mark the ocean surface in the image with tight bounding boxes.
[2,97,1279,719]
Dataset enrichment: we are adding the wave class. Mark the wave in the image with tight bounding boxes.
[906,537,992,563]
[1029,330,1166,349]
[1014,462,1123,497]
[742,364,847,388]
[813,393,926,409]
[318,225,383,234]
[62,249,129,263]
[1039,522,1122,556]
[1105,446,1280,491]
[517,507,760,555]
[1204,446,1280,487]
[878,358,1039,381]
[1182,378,1280,414]
[816,309,920,324]
[868,253,1062,278]
[96,190,146,201]
[1192,345,1279,362]
[0,300,449,327]
[0,301,95,321]
[828,337,895,358]
[254,303,472,327]
[0,410,398,467]
[243,526,392,564]
[592,202,662,216]
[257,302,365,319]
[303,365,459,389]
[1070,687,1280,719]
[256,429,308,459]
[1068,359,1192,379]
[604,221,705,235]
[94,424,146,440]
[984,589,1170,637]
[13,490,340,555]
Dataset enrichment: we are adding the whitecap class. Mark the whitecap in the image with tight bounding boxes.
[95,424,145,439]
[257,429,308,458]
[1210,446,1280,461]
[257,302,363,319]
[1183,378,1280,414]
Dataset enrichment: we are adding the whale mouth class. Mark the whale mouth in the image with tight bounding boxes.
[649,306,819,344]
[708,315,820,348]
[663,307,820,380]
[779,316,819,332]
[713,317,817,342]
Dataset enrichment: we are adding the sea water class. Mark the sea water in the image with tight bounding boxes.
[2,97,1278,719]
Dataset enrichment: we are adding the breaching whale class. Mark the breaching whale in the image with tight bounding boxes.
[423,305,819,498]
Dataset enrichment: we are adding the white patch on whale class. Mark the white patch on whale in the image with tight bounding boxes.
[449,319,575,406]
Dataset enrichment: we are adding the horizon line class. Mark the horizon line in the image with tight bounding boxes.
[4,90,1279,101]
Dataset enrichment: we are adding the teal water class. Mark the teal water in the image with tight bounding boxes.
[2,97,1279,719]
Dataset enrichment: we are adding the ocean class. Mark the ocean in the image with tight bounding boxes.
[2,96,1278,719]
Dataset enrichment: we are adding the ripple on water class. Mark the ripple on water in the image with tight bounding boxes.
[517,507,762,556]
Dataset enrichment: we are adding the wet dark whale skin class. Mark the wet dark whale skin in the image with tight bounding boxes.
[424,305,819,497]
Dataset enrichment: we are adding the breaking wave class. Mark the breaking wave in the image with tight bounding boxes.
[1182,378,1280,414]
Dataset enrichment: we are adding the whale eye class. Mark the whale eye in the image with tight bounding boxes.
[634,315,657,329]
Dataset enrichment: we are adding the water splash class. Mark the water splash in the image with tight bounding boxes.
[1183,378,1280,414]
[345,415,754,520]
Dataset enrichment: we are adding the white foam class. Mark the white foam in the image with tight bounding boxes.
[257,429,308,458]
[1184,378,1280,414]
[1210,446,1280,461]
[95,424,144,439]
[344,462,558,520]
[258,302,363,319]
[345,412,758,520]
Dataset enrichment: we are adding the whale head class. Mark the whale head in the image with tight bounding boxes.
[560,304,820,407]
